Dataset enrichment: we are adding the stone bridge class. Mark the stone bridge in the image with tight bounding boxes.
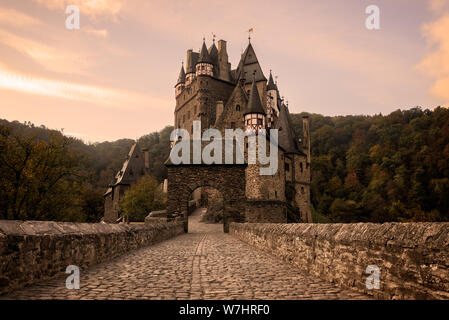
[0,209,448,300]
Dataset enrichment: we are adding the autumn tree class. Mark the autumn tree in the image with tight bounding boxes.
[120,175,166,222]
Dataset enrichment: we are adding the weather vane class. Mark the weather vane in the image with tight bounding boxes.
[248,27,254,42]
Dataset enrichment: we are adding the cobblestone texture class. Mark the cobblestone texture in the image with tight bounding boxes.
[1,209,369,300]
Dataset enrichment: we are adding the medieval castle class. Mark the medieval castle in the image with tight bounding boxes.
[104,37,312,226]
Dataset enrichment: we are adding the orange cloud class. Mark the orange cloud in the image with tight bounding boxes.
[428,0,449,12]
[32,0,124,19]
[0,6,41,27]
[83,26,108,38]
[0,63,167,110]
[418,13,449,105]
[0,28,93,75]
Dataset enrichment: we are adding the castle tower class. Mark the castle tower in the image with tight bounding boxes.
[266,70,279,127]
[175,63,185,97]
[185,49,198,86]
[196,39,214,77]
[244,75,266,135]
[217,40,231,81]
[167,37,312,228]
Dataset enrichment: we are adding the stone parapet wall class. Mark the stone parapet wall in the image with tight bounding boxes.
[230,222,449,299]
[0,220,185,295]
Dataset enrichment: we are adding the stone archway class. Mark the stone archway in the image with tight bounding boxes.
[166,164,247,232]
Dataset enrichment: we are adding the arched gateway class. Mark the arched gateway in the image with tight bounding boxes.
[166,164,247,232]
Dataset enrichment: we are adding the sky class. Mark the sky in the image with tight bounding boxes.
[0,0,448,142]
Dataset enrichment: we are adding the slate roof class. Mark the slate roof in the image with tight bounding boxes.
[197,40,212,64]
[244,78,265,115]
[267,71,277,91]
[176,64,185,86]
[104,143,146,196]
[208,42,218,64]
[236,43,266,84]
[272,103,305,155]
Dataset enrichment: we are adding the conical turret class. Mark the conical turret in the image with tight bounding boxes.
[245,77,266,115]
[198,39,212,64]
[175,62,185,96]
[196,39,214,77]
[244,75,266,134]
[267,70,277,91]
[176,63,185,86]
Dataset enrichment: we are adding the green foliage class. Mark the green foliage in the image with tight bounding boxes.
[137,126,173,182]
[0,123,86,221]
[2,105,448,223]
[292,107,449,222]
[119,175,166,222]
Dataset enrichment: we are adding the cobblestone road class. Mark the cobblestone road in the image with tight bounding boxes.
[1,209,368,300]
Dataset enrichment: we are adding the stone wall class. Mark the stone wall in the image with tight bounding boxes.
[245,200,287,223]
[0,220,185,295]
[230,222,449,299]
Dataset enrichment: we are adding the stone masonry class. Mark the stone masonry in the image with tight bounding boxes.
[230,222,449,300]
[0,220,184,295]
[0,209,368,300]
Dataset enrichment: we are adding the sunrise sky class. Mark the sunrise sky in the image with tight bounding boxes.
[0,0,448,142]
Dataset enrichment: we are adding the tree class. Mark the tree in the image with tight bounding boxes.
[0,124,82,220]
[120,175,166,222]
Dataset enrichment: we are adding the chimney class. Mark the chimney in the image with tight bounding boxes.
[302,115,311,164]
[142,148,150,170]
[215,100,224,125]
[217,40,230,81]
[218,40,226,53]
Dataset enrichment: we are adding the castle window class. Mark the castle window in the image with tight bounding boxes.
[236,105,240,111]
[300,162,303,173]
[183,115,186,123]
[285,163,290,171]
[231,122,235,129]
[301,187,305,194]
[194,105,197,114]
[187,110,191,119]
[257,118,263,125]
[275,191,278,198]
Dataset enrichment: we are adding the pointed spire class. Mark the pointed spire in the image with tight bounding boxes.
[267,70,277,91]
[208,41,218,63]
[244,73,265,115]
[198,38,212,64]
[176,62,185,85]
